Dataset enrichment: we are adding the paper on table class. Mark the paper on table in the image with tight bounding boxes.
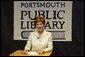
[27,51,39,56]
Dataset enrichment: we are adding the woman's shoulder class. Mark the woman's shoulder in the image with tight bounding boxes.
[45,30,52,36]
[29,31,35,35]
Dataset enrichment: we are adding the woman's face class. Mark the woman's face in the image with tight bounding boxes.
[36,22,44,33]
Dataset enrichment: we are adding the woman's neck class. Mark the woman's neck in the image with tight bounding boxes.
[38,30,44,36]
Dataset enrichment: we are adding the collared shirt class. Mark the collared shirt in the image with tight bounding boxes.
[25,30,53,52]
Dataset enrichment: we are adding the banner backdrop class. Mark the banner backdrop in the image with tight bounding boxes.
[14,1,72,41]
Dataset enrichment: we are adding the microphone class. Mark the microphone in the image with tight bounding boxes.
[37,37,39,39]
[37,36,41,39]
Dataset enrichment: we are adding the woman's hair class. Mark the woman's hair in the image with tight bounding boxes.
[34,16,45,26]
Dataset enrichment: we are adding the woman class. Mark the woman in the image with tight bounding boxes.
[24,16,53,55]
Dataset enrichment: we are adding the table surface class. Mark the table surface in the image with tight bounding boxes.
[9,50,52,56]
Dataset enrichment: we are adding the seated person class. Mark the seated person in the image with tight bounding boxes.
[24,16,53,55]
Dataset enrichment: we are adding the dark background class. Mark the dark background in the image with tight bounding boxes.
[1,1,84,56]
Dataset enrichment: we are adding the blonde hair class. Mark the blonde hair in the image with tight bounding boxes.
[34,16,45,27]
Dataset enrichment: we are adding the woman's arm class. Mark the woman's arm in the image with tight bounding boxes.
[43,33,53,52]
[24,33,32,51]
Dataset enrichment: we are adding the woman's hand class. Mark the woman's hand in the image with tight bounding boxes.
[24,49,29,54]
[37,49,44,55]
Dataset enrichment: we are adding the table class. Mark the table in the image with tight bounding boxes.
[9,50,52,56]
